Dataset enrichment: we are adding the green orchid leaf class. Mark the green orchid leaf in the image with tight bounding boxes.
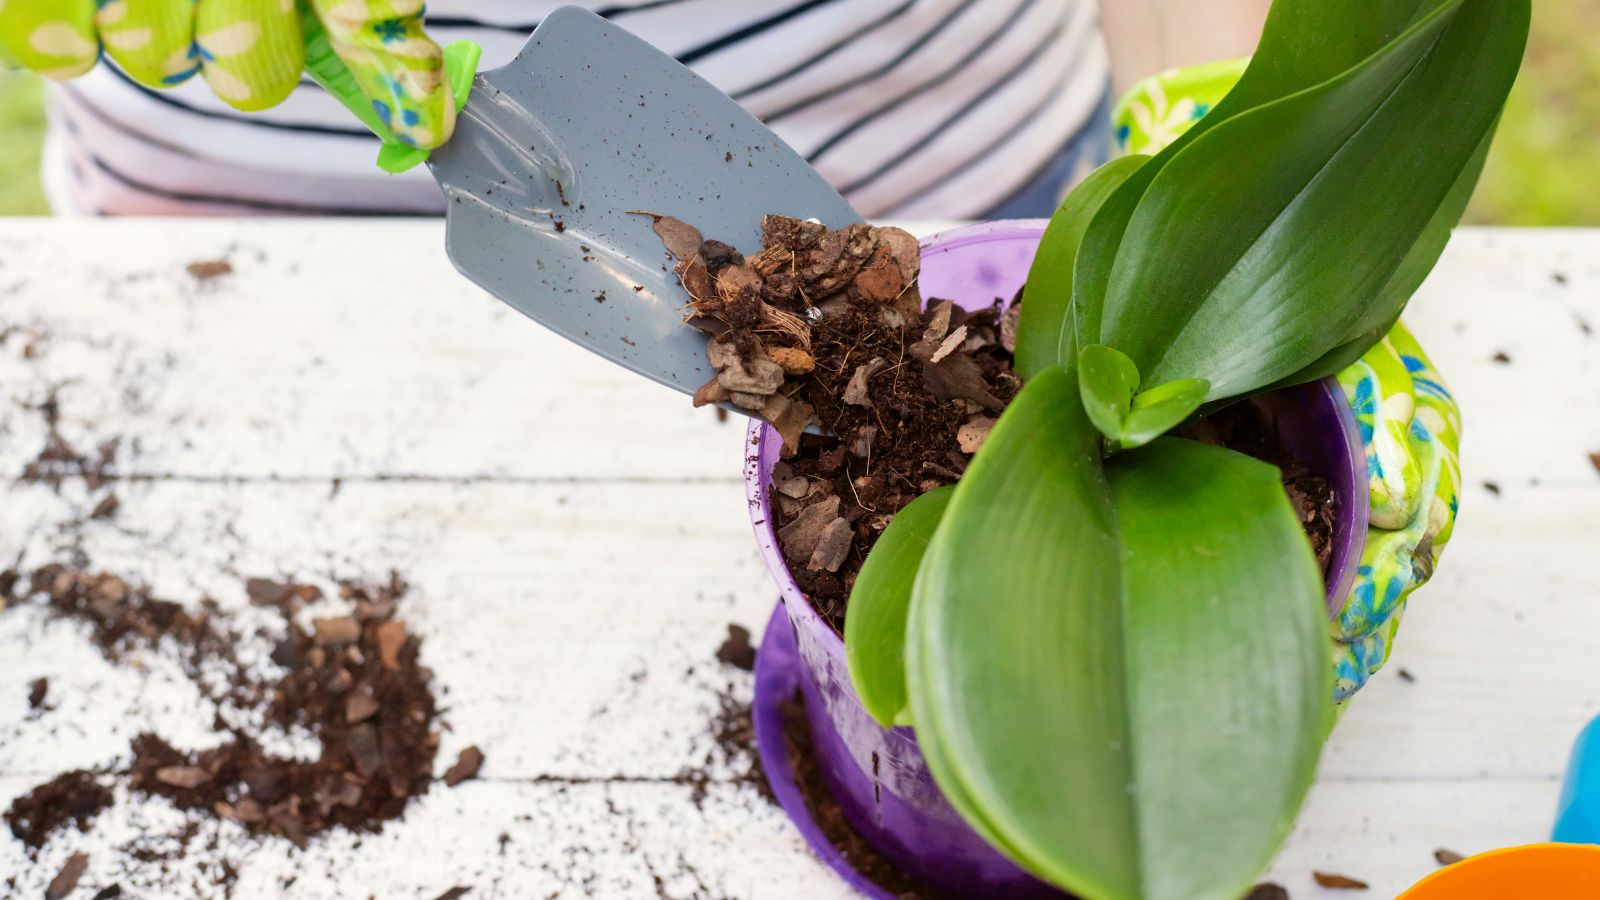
[1077,344,1141,443]
[906,366,1130,896]
[1255,118,1492,392]
[1121,378,1209,449]
[1106,438,1331,900]
[1063,0,1457,361]
[1338,115,1498,346]
[907,367,1330,899]
[1015,155,1148,380]
[845,485,954,728]
[1098,0,1527,401]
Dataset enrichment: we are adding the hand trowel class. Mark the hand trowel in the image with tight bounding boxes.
[310,5,862,401]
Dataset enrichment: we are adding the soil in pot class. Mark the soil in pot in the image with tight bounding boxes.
[655,216,1338,635]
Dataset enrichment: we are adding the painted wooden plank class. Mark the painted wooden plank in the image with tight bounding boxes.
[0,774,1560,899]
[0,775,851,900]
[1,477,1596,786]
[1,223,1592,485]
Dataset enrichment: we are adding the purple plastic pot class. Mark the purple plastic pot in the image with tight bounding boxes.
[747,220,1369,898]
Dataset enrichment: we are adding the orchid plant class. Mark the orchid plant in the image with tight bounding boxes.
[842,1,1528,898]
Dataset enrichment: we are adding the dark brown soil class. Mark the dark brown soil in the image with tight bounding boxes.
[18,387,120,491]
[5,770,114,850]
[1183,401,1339,573]
[778,691,953,900]
[648,214,1020,634]
[5,567,459,864]
[773,294,1017,632]
[715,623,757,672]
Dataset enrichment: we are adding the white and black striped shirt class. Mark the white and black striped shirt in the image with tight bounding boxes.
[43,0,1111,218]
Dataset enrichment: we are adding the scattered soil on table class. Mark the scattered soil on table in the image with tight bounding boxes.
[3,567,469,888]
[18,387,121,491]
[1243,885,1289,900]
[1433,848,1464,866]
[1312,870,1370,889]
[778,691,955,900]
[5,770,114,849]
[1588,451,1600,476]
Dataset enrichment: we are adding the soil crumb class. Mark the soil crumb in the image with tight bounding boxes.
[46,851,89,900]
[442,746,485,787]
[715,624,756,672]
[27,676,48,710]
[5,771,114,850]
[1433,848,1464,866]
[185,260,233,281]
[1243,885,1289,900]
[1312,870,1369,890]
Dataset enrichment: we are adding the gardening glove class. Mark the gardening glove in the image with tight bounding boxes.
[1330,323,1461,700]
[0,0,456,150]
[1115,62,1464,703]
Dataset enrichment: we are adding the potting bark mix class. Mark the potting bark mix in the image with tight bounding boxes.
[654,215,1338,632]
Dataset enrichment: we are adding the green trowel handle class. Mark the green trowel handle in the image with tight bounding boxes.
[300,12,480,174]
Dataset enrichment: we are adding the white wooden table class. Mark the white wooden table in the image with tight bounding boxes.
[0,220,1595,899]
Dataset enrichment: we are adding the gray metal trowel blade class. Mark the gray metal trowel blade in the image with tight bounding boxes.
[429,5,861,402]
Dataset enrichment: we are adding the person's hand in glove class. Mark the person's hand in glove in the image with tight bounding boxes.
[0,0,457,152]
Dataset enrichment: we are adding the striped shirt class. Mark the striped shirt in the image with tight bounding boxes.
[42,0,1112,218]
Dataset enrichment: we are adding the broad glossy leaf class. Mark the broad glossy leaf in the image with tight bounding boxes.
[1226,0,1441,112]
[1015,155,1147,380]
[1100,0,1527,400]
[1264,123,1490,390]
[1066,0,1459,359]
[845,485,954,728]
[1121,378,1209,449]
[1108,439,1330,900]
[1339,116,1498,346]
[907,367,1330,898]
[906,367,1130,896]
[1077,344,1140,443]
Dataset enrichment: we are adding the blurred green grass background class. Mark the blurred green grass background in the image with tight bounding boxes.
[1,4,1595,222]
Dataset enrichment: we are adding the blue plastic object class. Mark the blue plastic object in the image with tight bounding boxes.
[1554,715,1600,843]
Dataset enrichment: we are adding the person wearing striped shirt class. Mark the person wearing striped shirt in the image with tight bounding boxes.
[12,1,1266,219]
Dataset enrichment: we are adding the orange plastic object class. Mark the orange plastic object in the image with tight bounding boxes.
[1400,843,1600,898]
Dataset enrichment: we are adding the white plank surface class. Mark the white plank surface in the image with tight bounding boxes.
[0,219,1596,899]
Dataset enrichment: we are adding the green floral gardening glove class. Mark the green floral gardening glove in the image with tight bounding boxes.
[1115,61,1464,703]
[0,0,458,151]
